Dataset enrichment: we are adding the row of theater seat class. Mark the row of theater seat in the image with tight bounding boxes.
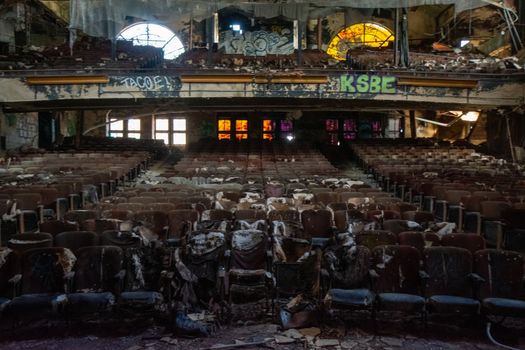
[326,246,525,320]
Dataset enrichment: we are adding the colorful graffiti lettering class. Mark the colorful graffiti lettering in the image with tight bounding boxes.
[340,74,396,94]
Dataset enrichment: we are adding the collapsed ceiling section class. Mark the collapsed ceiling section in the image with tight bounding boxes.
[64,0,514,39]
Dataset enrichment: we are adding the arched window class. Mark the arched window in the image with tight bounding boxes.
[117,23,185,59]
[326,22,394,60]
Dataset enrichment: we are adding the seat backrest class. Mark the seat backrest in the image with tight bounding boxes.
[231,229,268,270]
[444,190,471,205]
[133,210,168,238]
[301,209,333,238]
[402,210,435,224]
[12,193,42,210]
[100,230,143,248]
[115,202,145,212]
[398,232,426,254]
[280,237,311,263]
[356,230,397,250]
[268,209,300,222]
[20,247,75,294]
[441,233,485,255]
[423,247,473,297]
[167,209,199,238]
[128,196,156,204]
[0,248,20,297]
[473,249,525,300]
[145,202,176,212]
[39,220,79,236]
[8,233,53,253]
[235,209,267,221]
[382,219,410,235]
[315,192,339,206]
[372,245,421,295]
[329,245,371,289]
[101,209,134,221]
[480,201,512,220]
[502,208,525,229]
[64,210,98,224]
[73,246,123,293]
[54,231,99,252]
[208,209,233,221]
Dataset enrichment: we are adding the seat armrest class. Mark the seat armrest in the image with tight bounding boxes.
[419,270,429,281]
[8,274,22,298]
[224,249,231,257]
[467,272,485,284]
[63,271,75,293]
[8,274,22,285]
[115,269,126,281]
[369,269,379,279]
[64,271,75,280]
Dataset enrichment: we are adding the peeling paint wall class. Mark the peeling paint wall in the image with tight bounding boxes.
[0,111,39,150]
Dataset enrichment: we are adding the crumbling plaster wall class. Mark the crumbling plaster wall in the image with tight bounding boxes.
[0,111,39,150]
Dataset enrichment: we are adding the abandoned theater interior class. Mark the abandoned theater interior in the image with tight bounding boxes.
[1,0,525,349]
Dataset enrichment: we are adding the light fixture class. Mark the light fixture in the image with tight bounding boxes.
[461,111,479,122]
[286,135,294,141]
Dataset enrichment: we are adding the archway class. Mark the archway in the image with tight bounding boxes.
[117,22,185,59]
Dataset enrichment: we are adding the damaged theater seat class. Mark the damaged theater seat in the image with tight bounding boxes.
[167,209,199,247]
[273,237,318,298]
[185,230,226,304]
[4,247,74,322]
[226,229,272,306]
[371,245,426,318]
[66,246,123,317]
[423,247,481,315]
[301,209,335,248]
[473,249,525,318]
[324,245,375,319]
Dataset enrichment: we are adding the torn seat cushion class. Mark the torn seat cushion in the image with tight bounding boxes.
[378,293,425,313]
[4,293,67,319]
[427,295,480,314]
[482,298,525,317]
[119,291,163,306]
[327,288,375,308]
[67,292,115,314]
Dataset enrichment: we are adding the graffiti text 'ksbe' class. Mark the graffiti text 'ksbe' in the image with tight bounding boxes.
[340,74,397,94]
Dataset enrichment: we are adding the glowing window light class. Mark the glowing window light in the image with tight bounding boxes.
[263,120,274,132]
[236,120,248,132]
[218,133,231,140]
[118,23,185,59]
[218,119,231,132]
[327,22,395,61]
[236,133,248,140]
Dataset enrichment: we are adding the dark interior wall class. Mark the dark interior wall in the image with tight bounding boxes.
[486,110,525,159]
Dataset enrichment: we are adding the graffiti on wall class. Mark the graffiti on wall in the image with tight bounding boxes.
[340,74,397,94]
[219,30,294,56]
[115,76,181,91]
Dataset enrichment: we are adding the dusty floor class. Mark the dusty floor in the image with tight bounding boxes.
[1,311,523,350]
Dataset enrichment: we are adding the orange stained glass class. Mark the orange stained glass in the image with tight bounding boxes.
[263,133,273,140]
[236,120,248,132]
[218,133,231,140]
[327,22,394,60]
[263,120,274,132]
[218,119,231,132]
[236,133,248,140]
